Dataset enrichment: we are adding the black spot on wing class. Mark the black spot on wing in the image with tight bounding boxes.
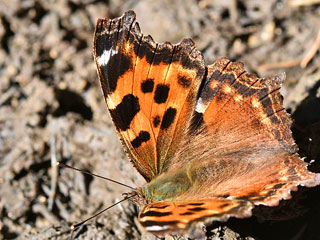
[95,15,134,95]
[154,84,169,104]
[110,94,140,131]
[141,220,179,227]
[131,131,151,148]
[180,211,194,216]
[140,211,171,218]
[153,115,160,128]
[106,52,132,93]
[160,107,177,130]
[187,202,204,206]
[187,207,206,212]
[141,79,154,93]
[178,74,192,88]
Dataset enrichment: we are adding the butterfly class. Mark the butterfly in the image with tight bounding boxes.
[93,10,320,237]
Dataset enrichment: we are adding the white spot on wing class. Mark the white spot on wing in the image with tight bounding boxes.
[196,97,205,113]
[97,49,118,66]
[145,225,170,232]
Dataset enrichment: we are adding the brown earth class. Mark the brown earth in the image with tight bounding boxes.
[1,0,320,239]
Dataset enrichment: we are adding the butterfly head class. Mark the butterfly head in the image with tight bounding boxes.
[123,189,152,206]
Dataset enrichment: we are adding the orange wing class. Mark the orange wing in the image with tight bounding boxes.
[94,11,205,182]
[138,199,252,236]
[167,58,320,206]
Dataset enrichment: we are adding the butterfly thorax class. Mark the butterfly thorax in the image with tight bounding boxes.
[127,164,205,208]
[140,167,193,203]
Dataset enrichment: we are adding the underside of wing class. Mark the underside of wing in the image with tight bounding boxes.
[94,11,205,182]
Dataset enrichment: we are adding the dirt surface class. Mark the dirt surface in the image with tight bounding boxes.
[1,0,320,239]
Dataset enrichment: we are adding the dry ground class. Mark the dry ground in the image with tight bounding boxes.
[1,0,320,239]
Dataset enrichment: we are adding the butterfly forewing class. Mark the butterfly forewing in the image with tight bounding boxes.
[94,11,205,181]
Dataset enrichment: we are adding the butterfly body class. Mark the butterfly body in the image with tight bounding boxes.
[141,167,192,202]
[94,10,320,237]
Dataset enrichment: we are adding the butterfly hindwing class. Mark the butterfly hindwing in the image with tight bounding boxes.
[168,58,320,207]
[94,11,205,181]
[139,199,252,235]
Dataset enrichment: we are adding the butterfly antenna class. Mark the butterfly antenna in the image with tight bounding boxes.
[57,162,135,190]
[71,193,136,230]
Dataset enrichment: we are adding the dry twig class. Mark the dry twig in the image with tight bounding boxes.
[257,59,301,72]
[301,29,320,68]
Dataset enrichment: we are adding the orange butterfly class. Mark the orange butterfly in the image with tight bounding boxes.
[93,10,320,237]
